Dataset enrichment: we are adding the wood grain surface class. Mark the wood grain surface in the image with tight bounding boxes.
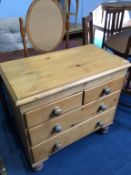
[28,91,120,146]
[31,108,116,162]
[0,45,130,106]
[83,77,124,104]
[25,92,82,128]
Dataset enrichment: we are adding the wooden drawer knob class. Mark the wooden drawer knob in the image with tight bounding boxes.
[53,143,62,152]
[99,104,107,112]
[97,121,105,128]
[52,106,62,116]
[53,124,63,133]
[103,87,111,95]
[96,121,109,134]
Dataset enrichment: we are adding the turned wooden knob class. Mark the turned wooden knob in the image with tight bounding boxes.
[53,143,62,151]
[52,106,62,116]
[96,121,109,134]
[99,104,107,112]
[53,124,63,133]
[103,87,111,95]
[97,121,105,128]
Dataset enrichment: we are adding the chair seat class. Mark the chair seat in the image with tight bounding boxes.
[105,29,131,55]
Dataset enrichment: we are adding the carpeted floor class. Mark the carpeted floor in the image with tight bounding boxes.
[0,39,131,175]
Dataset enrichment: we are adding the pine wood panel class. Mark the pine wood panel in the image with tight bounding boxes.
[0,45,130,106]
[28,91,120,146]
[31,108,116,162]
[25,92,82,128]
[20,69,126,113]
[83,77,124,104]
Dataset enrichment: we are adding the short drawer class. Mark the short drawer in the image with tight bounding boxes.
[28,91,120,146]
[31,108,116,162]
[24,92,82,128]
[83,77,124,104]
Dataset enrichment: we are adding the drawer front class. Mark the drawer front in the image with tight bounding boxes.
[83,77,124,104]
[25,92,82,128]
[28,91,120,146]
[31,108,116,162]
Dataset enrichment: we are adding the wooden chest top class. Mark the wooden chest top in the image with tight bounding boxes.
[0,45,130,106]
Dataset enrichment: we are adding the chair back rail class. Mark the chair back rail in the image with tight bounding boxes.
[102,7,125,48]
[82,12,93,45]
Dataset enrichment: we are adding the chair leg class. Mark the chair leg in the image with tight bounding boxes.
[68,0,71,15]
[65,14,70,49]
[75,0,79,24]
[124,36,131,59]
[119,68,131,107]
[123,36,131,92]
[82,17,87,45]
[125,68,131,90]
[19,17,28,57]
[64,0,70,15]
[66,0,79,23]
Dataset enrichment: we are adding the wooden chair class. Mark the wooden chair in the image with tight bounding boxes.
[93,4,131,35]
[102,7,125,49]
[82,12,94,45]
[67,0,79,23]
[58,0,79,23]
[102,7,131,92]
[19,0,70,57]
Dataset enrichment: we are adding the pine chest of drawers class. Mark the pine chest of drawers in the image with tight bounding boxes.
[0,45,130,170]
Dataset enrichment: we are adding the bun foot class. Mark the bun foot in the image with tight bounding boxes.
[32,162,44,171]
[97,121,110,134]
[100,126,109,134]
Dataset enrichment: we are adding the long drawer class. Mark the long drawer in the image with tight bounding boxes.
[83,77,124,104]
[27,91,120,146]
[24,92,82,128]
[31,108,116,162]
